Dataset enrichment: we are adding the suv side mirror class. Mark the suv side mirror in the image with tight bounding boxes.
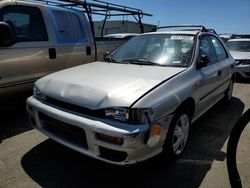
[0,22,14,47]
[197,55,209,69]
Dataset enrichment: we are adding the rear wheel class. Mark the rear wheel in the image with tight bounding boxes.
[162,108,191,161]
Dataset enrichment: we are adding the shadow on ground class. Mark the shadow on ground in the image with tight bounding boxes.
[235,76,250,84]
[0,89,33,143]
[21,97,244,188]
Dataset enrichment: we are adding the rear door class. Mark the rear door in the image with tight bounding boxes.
[50,8,94,70]
[0,5,56,88]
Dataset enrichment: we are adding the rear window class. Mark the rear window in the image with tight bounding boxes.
[52,10,86,43]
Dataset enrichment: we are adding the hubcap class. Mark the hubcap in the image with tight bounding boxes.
[172,114,190,155]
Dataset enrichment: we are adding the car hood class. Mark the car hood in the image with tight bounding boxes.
[36,62,185,110]
[230,51,250,60]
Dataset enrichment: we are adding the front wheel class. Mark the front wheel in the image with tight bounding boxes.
[162,109,191,161]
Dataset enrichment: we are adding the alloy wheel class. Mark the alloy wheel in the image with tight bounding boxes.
[172,114,190,155]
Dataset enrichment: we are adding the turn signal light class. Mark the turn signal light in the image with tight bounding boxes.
[152,124,162,136]
[96,133,124,145]
[146,123,162,148]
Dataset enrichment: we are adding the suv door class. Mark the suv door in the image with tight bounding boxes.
[0,5,56,88]
[195,35,224,114]
[50,9,94,70]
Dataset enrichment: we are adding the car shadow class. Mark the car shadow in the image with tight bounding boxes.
[235,76,250,84]
[21,97,244,188]
[0,92,33,143]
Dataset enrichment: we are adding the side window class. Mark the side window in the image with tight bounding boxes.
[210,36,227,61]
[52,10,86,43]
[0,5,48,42]
[199,36,216,64]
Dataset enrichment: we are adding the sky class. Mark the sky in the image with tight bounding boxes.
[92,0,250,34]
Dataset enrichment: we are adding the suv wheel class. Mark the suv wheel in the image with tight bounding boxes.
[162,108,190,161]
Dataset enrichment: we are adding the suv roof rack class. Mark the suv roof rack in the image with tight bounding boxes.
[151,25,217,34]
[25,0,152,16]
[21,0,152,61]
[22,0,152,35]
[207,29,217,35]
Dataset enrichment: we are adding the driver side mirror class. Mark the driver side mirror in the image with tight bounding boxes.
[197,55,210,69]
[0,22,14,47]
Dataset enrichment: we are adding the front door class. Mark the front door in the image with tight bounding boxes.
[0,5,56,89]
[195,35,223,114]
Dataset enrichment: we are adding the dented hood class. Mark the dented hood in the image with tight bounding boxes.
[36,62,185,110]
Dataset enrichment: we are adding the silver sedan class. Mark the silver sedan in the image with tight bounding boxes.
[27,29,235,165]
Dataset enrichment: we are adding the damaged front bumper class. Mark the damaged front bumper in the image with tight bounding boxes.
[26,96,172,165]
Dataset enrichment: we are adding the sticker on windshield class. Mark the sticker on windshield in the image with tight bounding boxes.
[172,61,181,64]
[170,36,194,40]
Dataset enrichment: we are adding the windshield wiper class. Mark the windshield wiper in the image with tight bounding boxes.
[121,58,159,66]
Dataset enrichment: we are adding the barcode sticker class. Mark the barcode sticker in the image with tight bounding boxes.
[170,36,194,40]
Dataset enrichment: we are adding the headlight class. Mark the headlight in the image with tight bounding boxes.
[105,107,153,123]
[33,85,40,96]
[33,85,45,100]
[105,107,129,122]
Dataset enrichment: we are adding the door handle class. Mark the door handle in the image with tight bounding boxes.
[231,64,234,69]
[86,46,91,56]
[218,70,222,76]
[49,48,56,59]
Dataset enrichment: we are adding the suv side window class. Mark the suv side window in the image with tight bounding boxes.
[0,5,48,42]
[210,36,227,61]
[199,35,217,64]
[52,10,86,43]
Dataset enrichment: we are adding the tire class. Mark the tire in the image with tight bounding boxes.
[227,108,250,187]
[223,79,234,103]
[162,107,191,162]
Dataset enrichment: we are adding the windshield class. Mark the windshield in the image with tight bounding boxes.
[226,41,250,52]
[105,34,195,67]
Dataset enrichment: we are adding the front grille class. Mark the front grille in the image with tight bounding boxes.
[39,112,88,149]
[242,60,250,65]
[236,59,250,65]
[43,96,105,118]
